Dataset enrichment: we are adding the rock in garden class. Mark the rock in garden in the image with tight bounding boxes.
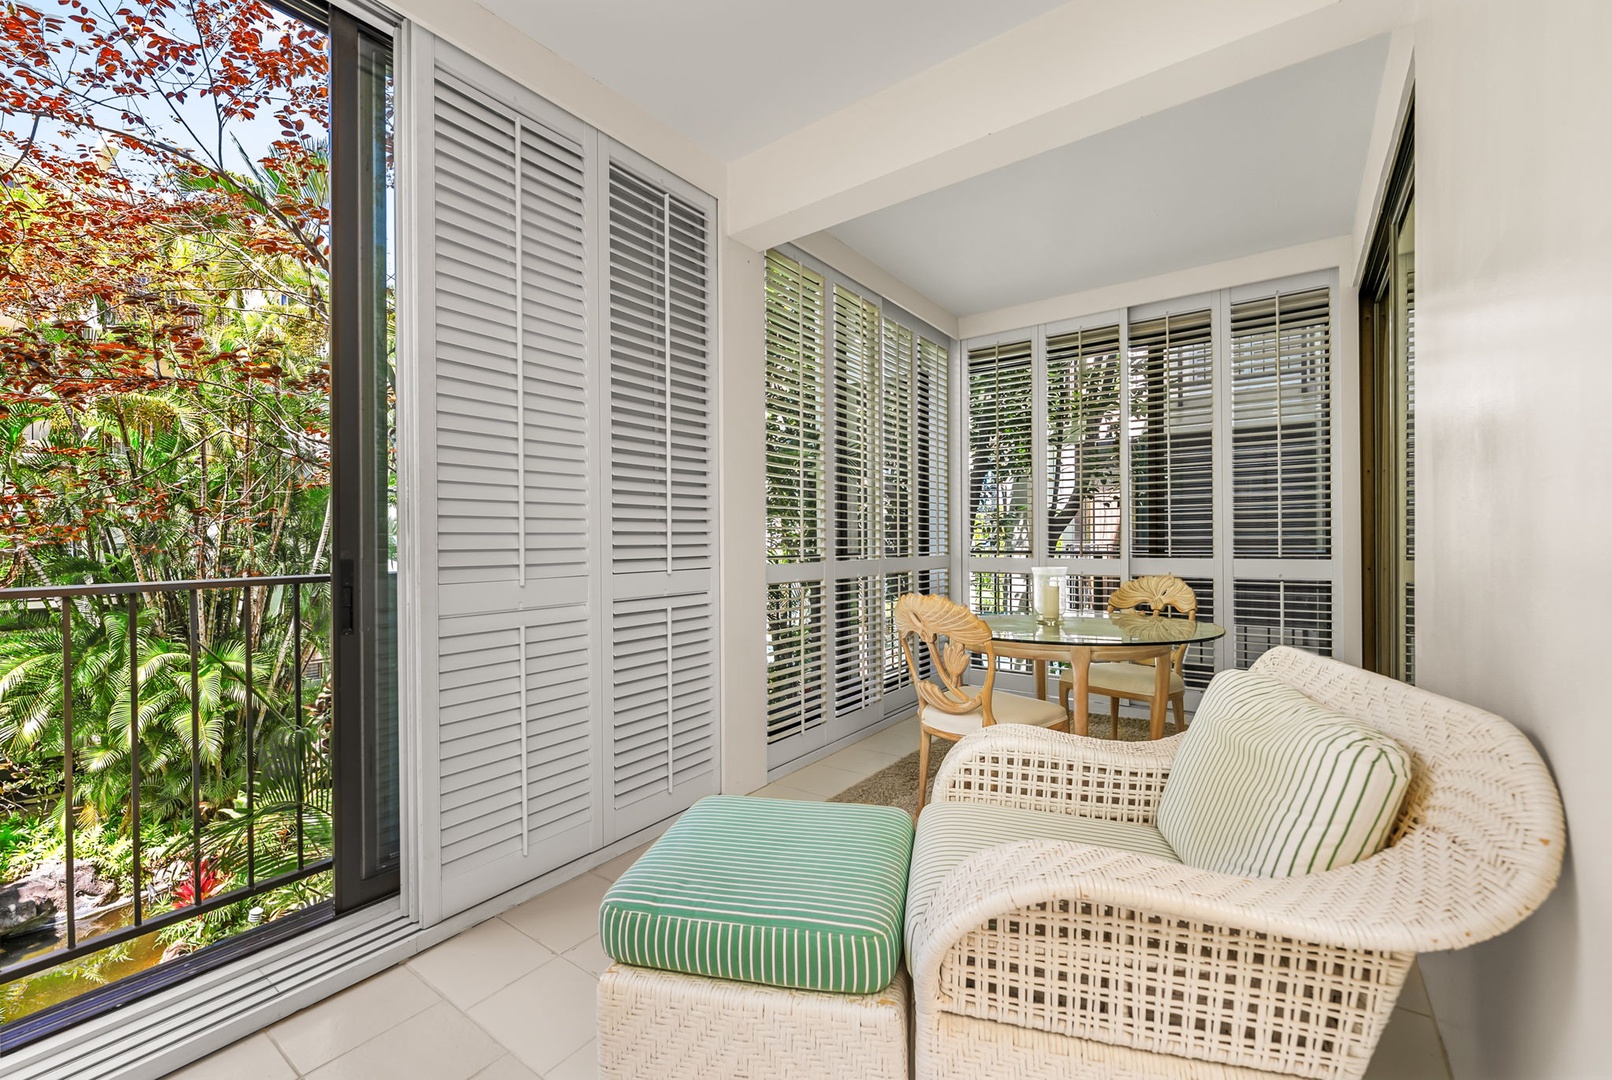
[0,861,117,940]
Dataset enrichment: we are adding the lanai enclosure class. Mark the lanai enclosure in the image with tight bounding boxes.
[0,2,1605,1079]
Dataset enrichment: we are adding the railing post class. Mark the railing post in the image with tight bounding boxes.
[293,580,305,870]
[242,586,255,888]
[129,593,143,927]
[61,600,76,951]
[188,589,202,908]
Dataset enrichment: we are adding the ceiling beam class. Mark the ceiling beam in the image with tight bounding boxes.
[727,0,1412,251]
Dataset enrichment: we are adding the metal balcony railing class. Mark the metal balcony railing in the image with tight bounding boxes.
[0,574,333,985]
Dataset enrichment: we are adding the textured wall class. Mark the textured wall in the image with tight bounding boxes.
[1414,1,1612,1076]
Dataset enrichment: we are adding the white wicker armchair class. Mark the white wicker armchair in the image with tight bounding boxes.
[907,646,1565,1080]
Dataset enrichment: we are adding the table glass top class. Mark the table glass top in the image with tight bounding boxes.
[979,611,1226,647]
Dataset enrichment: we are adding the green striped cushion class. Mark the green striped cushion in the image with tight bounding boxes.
[906,801,1179,952]
[599,796,913,994]
[1157,669,1412,877]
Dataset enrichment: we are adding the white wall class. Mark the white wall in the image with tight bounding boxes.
[718,236,769,797]
[1414,1,1612,1077]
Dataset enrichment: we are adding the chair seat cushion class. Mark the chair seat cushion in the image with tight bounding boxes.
[905,801,1179,951]
[1157,669,1413,877]
[1060,661,1186,698]
[599,796,914,994]
[919,688,1067,736]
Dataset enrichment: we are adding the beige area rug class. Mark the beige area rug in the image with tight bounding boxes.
[829,714,1177,817]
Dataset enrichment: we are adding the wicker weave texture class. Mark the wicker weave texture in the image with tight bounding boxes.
[933,724,1182,823]
[597,963,909,1080]
[918,1009,1310,1080]
[910,647,1565,1080]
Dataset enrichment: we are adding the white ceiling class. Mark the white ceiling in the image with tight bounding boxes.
[826,36,1391,318]
[473,0,1070,160]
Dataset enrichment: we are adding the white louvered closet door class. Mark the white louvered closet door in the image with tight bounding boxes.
[423,43,601,918]
[603,146,719,839]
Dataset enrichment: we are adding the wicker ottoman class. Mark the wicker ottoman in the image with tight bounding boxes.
[596,796,914,1080]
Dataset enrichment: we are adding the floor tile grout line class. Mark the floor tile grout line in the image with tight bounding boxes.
[265,1031,304,1079]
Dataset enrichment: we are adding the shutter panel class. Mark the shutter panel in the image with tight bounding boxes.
[605,150,718,836]
[967,340,1034,556]
[881,318,915,559]
[1129,310,1213,558]
[832,575,883,717]
[833,288,881,559]
[428,64,596,917]
[968,571,1031,674]
[608,164,674,575]
[916,336,950,557]
[1046,324,1122,556]
[764,253,826,563]
[882,570,916,694]
[1231,287,1331,558]
[766,580,826,745]
[609,594,717,833]
[1233,580,1333,667]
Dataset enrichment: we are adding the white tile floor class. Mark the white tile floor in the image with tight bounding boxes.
[166,716,1452,1080]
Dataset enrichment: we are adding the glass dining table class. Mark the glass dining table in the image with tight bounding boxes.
[977,611,1226,740]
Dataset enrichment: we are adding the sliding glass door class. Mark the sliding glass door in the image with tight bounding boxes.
[0,0,397,1040]
[1361,105,1415,683]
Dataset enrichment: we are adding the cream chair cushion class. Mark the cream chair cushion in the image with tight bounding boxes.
[918,689,1066,737]
[1061,660,1186,698]
[1157,669,1413,877]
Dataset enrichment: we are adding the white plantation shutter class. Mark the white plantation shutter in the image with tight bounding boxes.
[764,252,826,563]
[609,594,717,833]
[1129,310,1214,558]
[1229,286,1335,669]
[834,287,881,559]
[881,318,915,558]
[763,248,952,768]
[605,146,719,832]
[1231,288,1331,558]
[968,340,1034,556]
[1233,580,1333,666]
[414,39,719,922]
[833,575,884,717]
[765,580,826,745]
[916,336,950,557]
[883,570,916,694]
[1046,324,1122,556]
[424,55,599,917]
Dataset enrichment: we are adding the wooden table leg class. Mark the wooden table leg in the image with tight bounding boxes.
[1034,659,1047,701]
[1150,652,1171,740]
[1070,645,1091,736]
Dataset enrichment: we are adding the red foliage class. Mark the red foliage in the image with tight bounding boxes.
[0,0,335,564]
[170,857,225,908]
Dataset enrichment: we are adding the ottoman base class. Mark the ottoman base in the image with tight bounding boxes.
[598,963,910,1080]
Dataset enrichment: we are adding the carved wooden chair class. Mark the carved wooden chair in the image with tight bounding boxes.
[894,594,1069,812]
[1058,574,1197,738]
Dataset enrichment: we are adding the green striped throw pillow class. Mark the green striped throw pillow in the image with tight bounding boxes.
[1156,669,1412,877]
[599,796,913,994]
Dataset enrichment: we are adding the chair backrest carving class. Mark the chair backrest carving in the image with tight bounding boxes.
[1108,575,1196,673]
[893,594,1000,721]
[1107,574,1198,619]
